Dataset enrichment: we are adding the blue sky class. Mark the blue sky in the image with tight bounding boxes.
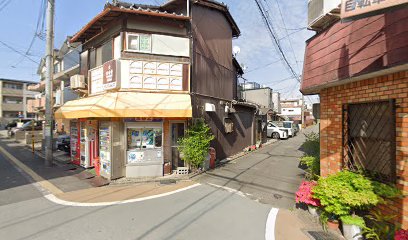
[0,0,318,102]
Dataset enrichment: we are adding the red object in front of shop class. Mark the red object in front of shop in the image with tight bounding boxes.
[70,121,80,166]
[94,157,100,176]
[209,147,216,169]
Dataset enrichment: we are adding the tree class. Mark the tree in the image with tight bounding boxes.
[177,119,214,169]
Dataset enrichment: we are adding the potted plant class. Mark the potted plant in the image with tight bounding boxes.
[177,119,214,171]
[340,215,365,240]
[295,181,321,217]
[319,210,339,231]
[312,171,401,235]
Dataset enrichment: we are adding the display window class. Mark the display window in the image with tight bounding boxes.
[127,128,162,149]
[126,126,163,164]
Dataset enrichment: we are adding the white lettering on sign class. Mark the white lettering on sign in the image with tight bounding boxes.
[91,67,103,95]
[122,60,186,91]
[105,64,113,83]
[341,0,408,20]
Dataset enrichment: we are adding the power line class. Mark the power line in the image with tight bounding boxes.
[245,58,281,73]
[0,40,39,64]
[12,0,46,68]
[269,0,301,73]
[0,0,13,12]
[254,0,301,83]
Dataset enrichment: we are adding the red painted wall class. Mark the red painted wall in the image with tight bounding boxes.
[302,7,408,93]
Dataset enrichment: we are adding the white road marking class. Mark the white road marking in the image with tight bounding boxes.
[207,183,249,198]
[265,208,279,240]
[44,183,201,207]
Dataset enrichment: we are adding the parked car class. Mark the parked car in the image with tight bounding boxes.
[9,120,43,137]
[267,122,289,139]
[5,119,32,130]
[56,135,70,152]
[281,121,298,137]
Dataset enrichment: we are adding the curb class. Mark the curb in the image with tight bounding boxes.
[44,183,201,207]
[0,140,203,206]
[189,139,279,179]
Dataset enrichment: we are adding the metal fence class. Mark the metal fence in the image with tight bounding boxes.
[342,100,396,183]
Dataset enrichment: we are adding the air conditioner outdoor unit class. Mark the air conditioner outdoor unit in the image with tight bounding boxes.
[55,90,61,106]
[308,0,341,31]
[70,75,86,89]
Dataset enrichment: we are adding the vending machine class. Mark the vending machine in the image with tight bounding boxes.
[80,120,99,169]
[70,120,80,166]
[99,121,124,180]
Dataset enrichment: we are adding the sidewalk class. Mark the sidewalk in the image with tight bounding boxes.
[54,181,197,204]
[0,132,197,205]
[274,208,344,240]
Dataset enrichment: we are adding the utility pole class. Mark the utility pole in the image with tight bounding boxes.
[301,94,305,130]
[45,0,55,167]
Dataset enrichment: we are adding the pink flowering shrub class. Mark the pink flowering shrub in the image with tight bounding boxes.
[395,230,408,240]
[296,181,321,207]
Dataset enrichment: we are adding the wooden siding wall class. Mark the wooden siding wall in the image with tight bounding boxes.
[192,95,255,160]
[126,15,188,37]
[302,7,408,92]
[192,4,234,100]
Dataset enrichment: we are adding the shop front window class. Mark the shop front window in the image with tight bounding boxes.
[127,127,162,164]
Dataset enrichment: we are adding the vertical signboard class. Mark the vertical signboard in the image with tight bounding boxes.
[341,0,408,20]
[103,60,118,91]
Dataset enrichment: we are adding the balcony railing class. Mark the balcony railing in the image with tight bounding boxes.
[88,59,189,95]
[2,103,24,112]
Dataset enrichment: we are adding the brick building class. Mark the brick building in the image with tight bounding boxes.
[301,7,408,228]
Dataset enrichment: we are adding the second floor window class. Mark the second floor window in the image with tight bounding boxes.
[126,33,151,53]
[3,97,23,104]
[3,83,23,90]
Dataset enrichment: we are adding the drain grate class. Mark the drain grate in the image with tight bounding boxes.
[307,231,340,240]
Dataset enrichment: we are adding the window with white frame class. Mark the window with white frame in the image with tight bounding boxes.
[126,33,152,53]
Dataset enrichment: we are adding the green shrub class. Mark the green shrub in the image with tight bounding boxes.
[300,132,320,180]
[300,155,320,180]
[372,181,402,199]
[340,215,366,228]
[362,210,398,240]
[177,119,215,169]
[301,132,320,157]
[312,171,400,217]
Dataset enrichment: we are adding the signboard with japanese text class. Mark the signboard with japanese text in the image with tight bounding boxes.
[90,60,120,95]
[102,60,118,91]
[341,0,408,20]
[121,60,187,91]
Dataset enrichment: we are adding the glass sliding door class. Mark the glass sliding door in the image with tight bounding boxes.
[170,122,185,170]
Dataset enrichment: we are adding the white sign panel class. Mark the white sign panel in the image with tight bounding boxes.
[128,151,144,163]
[121,60,186,91]
[90,67,103,95]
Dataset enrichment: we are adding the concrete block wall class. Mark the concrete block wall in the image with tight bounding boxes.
[319,70,408,228]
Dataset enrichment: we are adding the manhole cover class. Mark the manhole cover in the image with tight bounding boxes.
[273,194,283,199]
[307,231,339,240]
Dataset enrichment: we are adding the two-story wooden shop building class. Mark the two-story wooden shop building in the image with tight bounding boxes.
[55,0,258,179]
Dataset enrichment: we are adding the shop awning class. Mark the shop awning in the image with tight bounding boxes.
[55,92,192,119]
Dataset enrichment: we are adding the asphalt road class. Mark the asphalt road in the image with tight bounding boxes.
[0,126,317,240]
[196,126,316,209]
[0,186,270,240]
[0,152,43,206]
[0,151,271,240]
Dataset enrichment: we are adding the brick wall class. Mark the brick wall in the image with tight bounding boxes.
[320,70,408,228]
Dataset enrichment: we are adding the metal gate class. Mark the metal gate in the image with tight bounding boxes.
[342,100,396,183]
